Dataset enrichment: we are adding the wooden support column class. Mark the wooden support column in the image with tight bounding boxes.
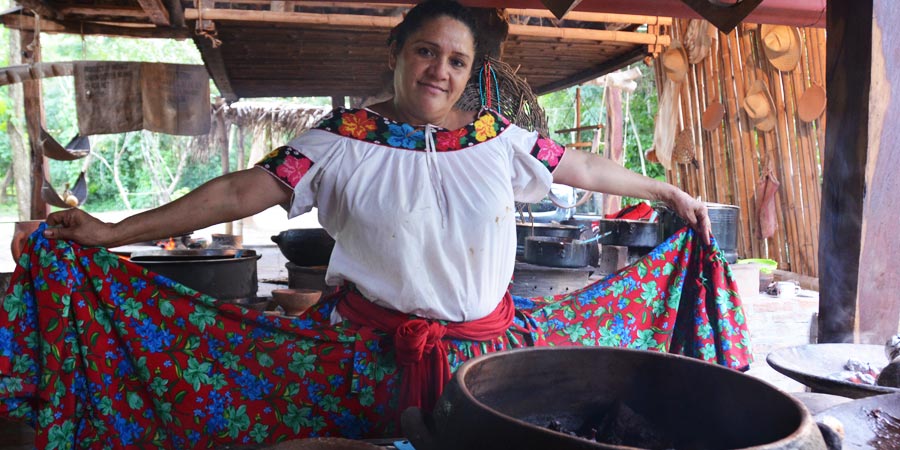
[331,96,345,110]
[818,0,869,343]
[20,29,49,220]
[856,1,900,342]
[819,0,900,343]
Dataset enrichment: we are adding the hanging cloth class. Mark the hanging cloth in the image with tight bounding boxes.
[755,167,780,239]
[39,127,90,161]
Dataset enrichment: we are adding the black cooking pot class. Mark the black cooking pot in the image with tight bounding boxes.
[403,347,831,450]
[271,228,335,267]
[515,223,582,259]
[597,218,660,248]
[129,249,261,301]
[523,236,590,268]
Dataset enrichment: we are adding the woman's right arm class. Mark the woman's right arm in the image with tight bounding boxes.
[44,167,292,247]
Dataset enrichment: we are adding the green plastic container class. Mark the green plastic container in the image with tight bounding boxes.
[737,258,778,274]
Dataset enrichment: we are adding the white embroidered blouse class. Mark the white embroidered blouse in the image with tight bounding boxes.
[255,107,567,322]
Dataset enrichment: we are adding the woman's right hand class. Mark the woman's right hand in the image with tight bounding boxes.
[44,208,116,247]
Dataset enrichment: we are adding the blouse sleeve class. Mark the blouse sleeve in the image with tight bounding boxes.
[254,146,315,190]
[253,110,343,218]
[502,125,559,204]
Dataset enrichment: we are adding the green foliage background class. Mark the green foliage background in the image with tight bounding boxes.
[1,20,662,215]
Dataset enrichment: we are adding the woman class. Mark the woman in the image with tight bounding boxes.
[1,1,749,447]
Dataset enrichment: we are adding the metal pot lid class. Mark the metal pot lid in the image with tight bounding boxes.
[516,222,581,229]
[130,248,259,262]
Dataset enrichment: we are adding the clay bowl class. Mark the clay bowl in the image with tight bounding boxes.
[271,288,322,316]
[767,343,899,398]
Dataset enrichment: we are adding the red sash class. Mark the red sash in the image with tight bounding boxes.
[335,289,515,413]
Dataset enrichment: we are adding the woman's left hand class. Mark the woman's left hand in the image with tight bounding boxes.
[666,189,711,246]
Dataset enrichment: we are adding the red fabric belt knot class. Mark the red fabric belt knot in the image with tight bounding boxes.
[394,319,447,365]
[335,288,515,415]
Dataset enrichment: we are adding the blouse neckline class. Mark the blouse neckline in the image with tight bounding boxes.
[314,107,511,152]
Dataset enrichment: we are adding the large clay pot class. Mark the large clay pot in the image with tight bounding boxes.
[403,347,831,450]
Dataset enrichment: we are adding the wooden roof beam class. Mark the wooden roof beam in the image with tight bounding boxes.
[533,46,646,95]
[136,0,171,26]
[1,11,191,39]
[57,5,149,19]
[14,0,61,20]
[193,33,238,102]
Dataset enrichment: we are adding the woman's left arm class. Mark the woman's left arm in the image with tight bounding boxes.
[551,149,712,245]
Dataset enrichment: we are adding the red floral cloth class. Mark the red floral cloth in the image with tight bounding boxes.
[0,226,751,448]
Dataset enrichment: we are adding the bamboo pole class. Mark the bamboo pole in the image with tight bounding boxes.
[0,62,73,87]
[183,8,670,46]
[791,74,815,274]
[505,9,673,26]
[791,32,819,275]
[770,68,803,274]
[730,28,764,259]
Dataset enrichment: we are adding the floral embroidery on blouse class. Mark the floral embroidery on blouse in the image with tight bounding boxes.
[436,128,467,150]
[255,146,314,189]
[473,114,498,142]
[313,107,508,152]
[531,136,567,172]
[338,109,378,140]
[386,123,424,149]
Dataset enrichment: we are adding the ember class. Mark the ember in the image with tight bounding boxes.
[537,401,675,449]
[828,358,883,385]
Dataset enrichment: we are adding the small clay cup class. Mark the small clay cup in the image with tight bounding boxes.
[272,288,322,316]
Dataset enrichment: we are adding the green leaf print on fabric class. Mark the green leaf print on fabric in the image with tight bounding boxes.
[188,307,217,331]
[46,420,75,450]
[633,329,658,350]
[225,405,251,439]
[183,358,213,391]
[93,250,121,275]
[288,353,317,377]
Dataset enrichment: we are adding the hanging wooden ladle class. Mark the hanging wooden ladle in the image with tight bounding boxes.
[39,126,91,161]
[41,171,88,208]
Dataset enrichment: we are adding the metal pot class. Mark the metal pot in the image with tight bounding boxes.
[597,218,660,248]
[403,347,831,450]
[523,236,590,268]
[271,228,335,267]
[515,223,583,259]
[129,249,261,302]
[658,203,740,263]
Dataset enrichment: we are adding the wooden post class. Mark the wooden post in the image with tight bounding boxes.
[331,96,344,110]
[20,29,49,220]
[818,0,872,343]
[855,1,900,343]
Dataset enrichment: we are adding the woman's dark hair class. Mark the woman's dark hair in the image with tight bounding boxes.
[388,0,478,53]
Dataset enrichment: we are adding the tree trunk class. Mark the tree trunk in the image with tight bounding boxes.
[7,27,31,219]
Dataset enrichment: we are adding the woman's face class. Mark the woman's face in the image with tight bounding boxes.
[390,15,475,125]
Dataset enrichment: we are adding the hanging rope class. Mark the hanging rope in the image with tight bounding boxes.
[194,0,222,48]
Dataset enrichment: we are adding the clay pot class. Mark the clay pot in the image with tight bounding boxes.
[272,288,322,316]
[10,220,43,263]
[403,347,832,450]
